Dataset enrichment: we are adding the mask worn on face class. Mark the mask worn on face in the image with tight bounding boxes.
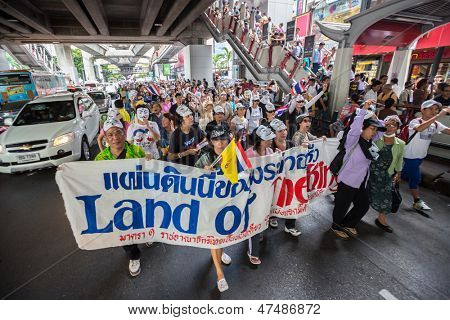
[137,108,150,121]
[107,108,118,120]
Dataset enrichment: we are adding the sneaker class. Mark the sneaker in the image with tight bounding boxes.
[413,199,432,211]
[217,278,229,292]
[284,226,302,236]
[343,227,358,237]
[145,242,153,247]
[221,252,232,265]
[129,259,141,277]
[269,218,278,228]
[330,227,349,239]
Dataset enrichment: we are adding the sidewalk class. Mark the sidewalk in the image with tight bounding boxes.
[420,156,450,196]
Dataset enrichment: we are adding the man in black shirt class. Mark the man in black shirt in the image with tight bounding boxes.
[169,92,184,115]
[434,84,450,106]
[205,106,230,138]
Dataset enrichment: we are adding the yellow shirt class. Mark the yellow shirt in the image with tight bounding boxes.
[118,108,130,123]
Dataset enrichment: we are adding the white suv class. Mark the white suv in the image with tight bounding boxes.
[0,92,100,173]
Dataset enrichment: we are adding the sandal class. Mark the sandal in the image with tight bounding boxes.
[247,251,261,265]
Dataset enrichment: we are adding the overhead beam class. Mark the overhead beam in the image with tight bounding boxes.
[156,0,190,36]
[0,17,31,34]
[11,34,176,44]
[0,0,53,35]
[170,0,214,37]
[82,0,109,36]
[74,44,107,56]
[140,0,164,36]
[62,0,98,36]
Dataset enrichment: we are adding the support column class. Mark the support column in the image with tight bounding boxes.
[428,46,444,84]
[387,47,412,88]
[0,49,10,70]
[54,44,78,85]
[329,41,353,113]
[82,51,97,82]
[183,45,213,86]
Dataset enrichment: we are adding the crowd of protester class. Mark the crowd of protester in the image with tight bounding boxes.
[95,74,449,292]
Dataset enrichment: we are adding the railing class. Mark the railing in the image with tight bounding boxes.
[25,44,55,72]
[204,5,308,90]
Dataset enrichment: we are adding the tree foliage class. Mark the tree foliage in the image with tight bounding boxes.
[71,48,85,81]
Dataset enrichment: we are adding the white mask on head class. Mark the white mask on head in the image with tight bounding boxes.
[136,108,150,121]
[107,108,118,120]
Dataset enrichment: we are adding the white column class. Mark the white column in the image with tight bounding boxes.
[329,43,353,113]
[387,47,413,90]
[54,44,78,85]
[82,51,96,82]
[183,45,213,86]
[0,49,10,70]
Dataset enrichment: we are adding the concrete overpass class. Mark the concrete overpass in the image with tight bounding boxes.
[0,0,213,44]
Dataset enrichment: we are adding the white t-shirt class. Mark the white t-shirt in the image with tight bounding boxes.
[364,89,377,102]
[246,106,263,133]
[127,122,160,159]
[404,118,447,159]
[231,116,249,132]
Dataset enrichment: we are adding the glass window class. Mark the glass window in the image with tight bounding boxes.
[0,74,32,86]
[88,92,106,100]
[410,64,431,82]
[13,101,76,126]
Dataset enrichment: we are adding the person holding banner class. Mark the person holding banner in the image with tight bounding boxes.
[245,125,276,264]
[95,119,150,277]
[292,114,326,147]
[268,119,302,236]
[195,125,233,293]
[331,101,386,239]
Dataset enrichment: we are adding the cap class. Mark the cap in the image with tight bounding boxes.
[383,115,402,126]
[363,118,387,131]
[213,105,225,114]
[103,119,123,132]
[265,102,275,112]
[319,42,325,45]
[261,90,269,96]
[210,125,231,140]
[235,102,246,109]
[296,113,311,124]
[252,93,260,101]
[255,125,276,141]
[269,119,287,132]
[295,95,305,102]
[421,99,442,110]
[135,100,147,107]
[176,105,193,117]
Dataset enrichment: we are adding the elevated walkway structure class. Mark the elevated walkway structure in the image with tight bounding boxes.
[1,43,56,72]
[203,7,308,93]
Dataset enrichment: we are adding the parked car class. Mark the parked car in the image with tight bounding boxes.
[87,90,111,113]
[0,92,100,173]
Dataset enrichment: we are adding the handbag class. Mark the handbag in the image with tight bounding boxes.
[391,181,402,213]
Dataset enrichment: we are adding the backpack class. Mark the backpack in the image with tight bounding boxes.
[398,119,436,145]
[329,112,358,177]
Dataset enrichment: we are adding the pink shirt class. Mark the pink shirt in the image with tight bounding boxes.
[162,102,171,113]
[245,146,274,158]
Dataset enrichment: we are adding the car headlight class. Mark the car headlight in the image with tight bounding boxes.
[52,132,75,147]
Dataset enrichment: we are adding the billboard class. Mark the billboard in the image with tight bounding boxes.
[303,35,315,58]
[295,12,312,40]
[286,20,296,42]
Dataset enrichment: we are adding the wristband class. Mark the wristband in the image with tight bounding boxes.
[178,153,182,159]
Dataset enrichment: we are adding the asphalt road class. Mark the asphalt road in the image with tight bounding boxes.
[0,150,449,300]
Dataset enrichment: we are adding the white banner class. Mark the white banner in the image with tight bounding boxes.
[56,139,339,250]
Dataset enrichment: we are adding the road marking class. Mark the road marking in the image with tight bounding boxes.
[379,289,398,300]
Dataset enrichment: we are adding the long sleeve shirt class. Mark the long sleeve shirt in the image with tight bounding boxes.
[337,109,383,188]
